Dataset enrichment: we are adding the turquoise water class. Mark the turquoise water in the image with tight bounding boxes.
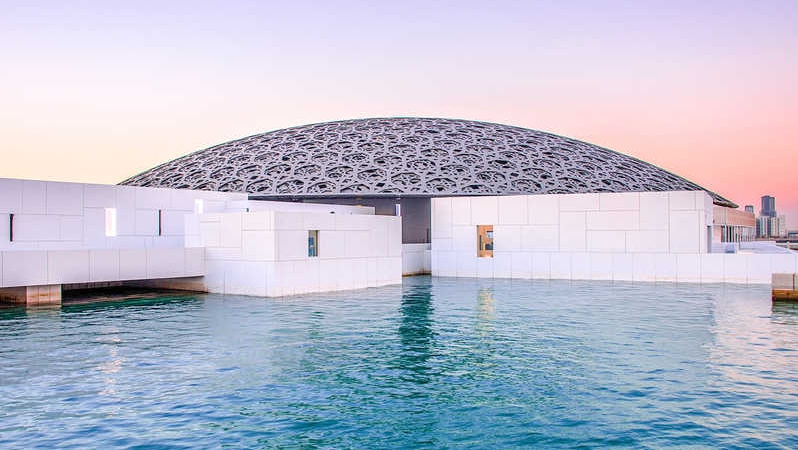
[1,277,797,449]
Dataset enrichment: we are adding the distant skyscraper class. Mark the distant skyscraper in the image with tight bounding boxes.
[761,195,776,218]
[745,205,754,214]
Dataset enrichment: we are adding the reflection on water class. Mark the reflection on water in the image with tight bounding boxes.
[474,287,495,335]
[397,280,435,383]
[0,279,797,449]
[772,301,798,325]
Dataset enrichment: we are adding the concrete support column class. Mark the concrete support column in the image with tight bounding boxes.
[0,285,62,306]
[772,273,798,301]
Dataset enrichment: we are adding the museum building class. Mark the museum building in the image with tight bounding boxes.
[1,118,793,305]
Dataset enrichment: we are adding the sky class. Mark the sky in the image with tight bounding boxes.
[1,0,797,226]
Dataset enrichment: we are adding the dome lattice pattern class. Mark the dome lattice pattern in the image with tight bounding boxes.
[121,118,735,207]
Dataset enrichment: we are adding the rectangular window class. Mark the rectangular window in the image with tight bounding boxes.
[308,230,319,257]
[477,225,493,258]
[194,199,204,214]
[9,213,13,242]
[105,208,117,237]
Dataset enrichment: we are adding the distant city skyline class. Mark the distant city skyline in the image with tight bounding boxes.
[1,0,796,225]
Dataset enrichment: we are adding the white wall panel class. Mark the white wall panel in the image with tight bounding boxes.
[199,222,221,248]
[147,248,185,279]
[639,192,669,230]
[135,186,170,210]
[612,253,635,281]
[22,181,46,214]
[668,191,695,211]
[431,198,453,239]
[770,254,797,275]
[224,261,267,297]
[333,214,371,231]
[451,197,471,225]
[531,252,551,279]
[528,194,559,225]
[675,254,699,283]
[0,179,23,212]
[549,253,570,279]
[571,253,591,280]
[184,247,205,276]
[586,231,625,252]
[456,251,477,277]
[434,251,457,277]
[700,254,725,283]
[452,226,476,253]
[559,193,599,212]
[510,252,532,278]
[90,249,120,282]
[162,211,188,237]
[589,253,613,280]
[669,211,700,253]
[497,196,527,225]
[625,230,668,253]
[242,230,275,261]
[319,230,346,258]
[48,250,90,284]
[45,182,84,215]
[13,215,59,241]
[432,238,453,252]
[274,212,304,230]
[304,212,335,231]
[494,225,521,252]
[632,253,657,282]
[470,197,498,226]
[351,259,369,289]
[3,251,47,286]
[387,219,402,257]
[746,255,772,284]
[59,216,83,242]
[476,257,494,278]
[723,254,747,284]
[346,230,371,258]
[520,225,558,252]
[599,192,639,211]
[220,213,243,248]
[559,212,586,252]
[276,230,308,261]
[655,254,679,282]
[242,211,273,231]
[586,211,639,231]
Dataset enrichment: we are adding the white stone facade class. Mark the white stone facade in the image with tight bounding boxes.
[402,243,431,276]
[0,178,246,251]
[0,178,404,298]
[431,191,798,284]
[186,208,402,297]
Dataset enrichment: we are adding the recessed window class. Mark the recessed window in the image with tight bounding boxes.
[105,208,117,237]
[308,230,319,257]
[477,225,493,258]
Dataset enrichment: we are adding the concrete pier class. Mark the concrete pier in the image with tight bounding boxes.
[0,285,61,306]
[772,273,798,301]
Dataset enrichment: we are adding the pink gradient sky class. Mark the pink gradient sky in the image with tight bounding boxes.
[2,1,796,225]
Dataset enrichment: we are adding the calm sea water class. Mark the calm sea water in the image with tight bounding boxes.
[1,277,796,449]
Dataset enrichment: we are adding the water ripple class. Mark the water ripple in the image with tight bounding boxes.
[0,278,796,448]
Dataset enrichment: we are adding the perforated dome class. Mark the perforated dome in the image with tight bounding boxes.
[120,117,735,207]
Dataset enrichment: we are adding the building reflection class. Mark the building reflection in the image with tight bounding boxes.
[771,301,798,325]
[397,281,435,384]
[475,287,495,337]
